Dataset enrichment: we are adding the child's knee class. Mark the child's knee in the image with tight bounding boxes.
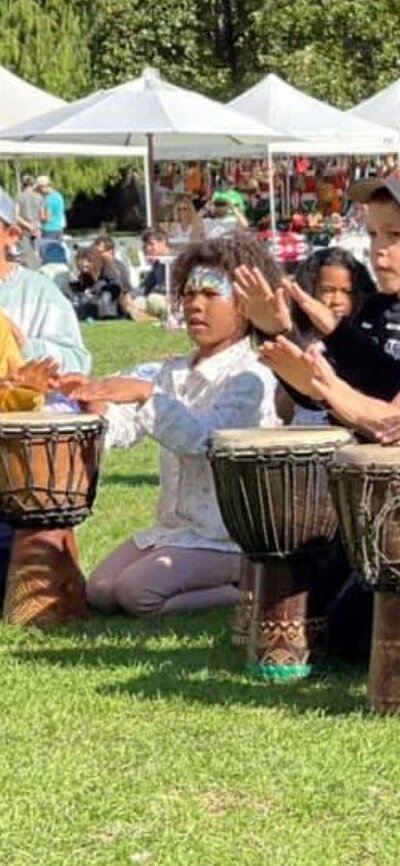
[114,574,164,615]
[86,575,118,613]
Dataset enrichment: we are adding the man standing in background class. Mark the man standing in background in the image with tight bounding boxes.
[36,174,66,248]
[15,173,43,251]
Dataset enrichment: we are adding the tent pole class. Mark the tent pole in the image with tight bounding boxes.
[267,145,277,239]
[144,133,155,227]
[14,158,21,195]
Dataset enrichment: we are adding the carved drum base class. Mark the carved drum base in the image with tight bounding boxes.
[3,527,88,626]
[246,557,330,681]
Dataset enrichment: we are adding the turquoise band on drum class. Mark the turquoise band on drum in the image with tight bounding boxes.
[245,661,314,681]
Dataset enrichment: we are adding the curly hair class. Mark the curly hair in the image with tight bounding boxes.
[172,234,284,303]
[293,246,377,338]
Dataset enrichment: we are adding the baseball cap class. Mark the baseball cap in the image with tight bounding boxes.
[349,173,400,206]
[212,191,230,206]
[36,174,51,187]
[0,188,17,226]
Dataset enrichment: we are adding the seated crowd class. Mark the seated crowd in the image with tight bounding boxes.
[2,171,400,666]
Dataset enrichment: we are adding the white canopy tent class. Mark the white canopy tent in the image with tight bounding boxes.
[229,73,398,155]
[0,64,145,164]
[348,78,400,143]
[0,67,294,225]
[0,139,145,159]
[0,64,64,128]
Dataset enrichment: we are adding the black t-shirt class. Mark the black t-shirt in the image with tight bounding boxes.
[325,293,400,400]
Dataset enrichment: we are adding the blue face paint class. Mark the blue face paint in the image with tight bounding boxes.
[185,266,233,300]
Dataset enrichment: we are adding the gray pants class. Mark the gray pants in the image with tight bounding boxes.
[87,539,240,616]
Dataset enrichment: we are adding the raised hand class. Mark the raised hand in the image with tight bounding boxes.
[233,266,292,336]
[260,335,319,397]
[285,281,337,336]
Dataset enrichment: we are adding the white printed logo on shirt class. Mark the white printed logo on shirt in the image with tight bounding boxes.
[384,338,400,360]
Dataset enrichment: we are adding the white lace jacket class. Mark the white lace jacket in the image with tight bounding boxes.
[105,337,280,552]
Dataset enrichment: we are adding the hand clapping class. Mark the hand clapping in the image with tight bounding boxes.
[233,266,293,336]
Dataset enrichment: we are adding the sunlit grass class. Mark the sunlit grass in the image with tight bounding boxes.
[0,322,399,866]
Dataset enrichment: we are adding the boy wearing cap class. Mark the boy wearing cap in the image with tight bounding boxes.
[235,174,400,403]
[0,188,90,374]
[36,175,66,241]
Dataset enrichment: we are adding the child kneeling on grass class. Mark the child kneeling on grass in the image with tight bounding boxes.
[62,235,282,616]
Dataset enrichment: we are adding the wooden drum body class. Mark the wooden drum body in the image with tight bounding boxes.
[208,427,352,680]
[0,412,106,626]
[329,444,400,713]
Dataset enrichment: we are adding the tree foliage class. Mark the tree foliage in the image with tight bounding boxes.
[250,0,400,107]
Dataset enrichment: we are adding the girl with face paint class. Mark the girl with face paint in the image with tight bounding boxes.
[62,236,283,618]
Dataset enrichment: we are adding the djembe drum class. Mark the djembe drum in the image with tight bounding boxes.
[329,443,400,713]
[208,427,352,680]
[0,412,106,625]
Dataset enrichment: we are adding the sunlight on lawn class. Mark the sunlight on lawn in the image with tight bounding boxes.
[0,323,399,866]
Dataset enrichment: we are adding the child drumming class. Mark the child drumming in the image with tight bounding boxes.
[65,235,282,617]
[234,174,400,403]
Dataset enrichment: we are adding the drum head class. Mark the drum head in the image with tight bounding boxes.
[210,426,353,453]
[331,442,400,468]
[0,411,104,433]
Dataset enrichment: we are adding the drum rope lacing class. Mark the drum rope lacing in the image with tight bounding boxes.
[330,463,400,590]
[209,446,339,559]
[0,421,106,528]
[359,475,400,588]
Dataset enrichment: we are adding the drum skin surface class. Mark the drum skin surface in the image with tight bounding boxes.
[0,412,106,528]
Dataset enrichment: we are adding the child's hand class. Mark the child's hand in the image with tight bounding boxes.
[234,266,292,336]
[58,373,90,396]
[285,281,337,336]
[260,335,319,397]
[66,377,154,405]
[7,358,60,393]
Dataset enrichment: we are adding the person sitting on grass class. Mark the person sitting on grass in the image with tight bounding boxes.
[60,235,282,617]
[92,235,136,320]
[67,246,122,321]
[134,226,172,319]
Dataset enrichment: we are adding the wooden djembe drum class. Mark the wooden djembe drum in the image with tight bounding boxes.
[208,427,352,680]
[0,412,106,626]
[329,443,400,714]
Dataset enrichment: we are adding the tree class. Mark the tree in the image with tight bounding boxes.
[0,0,91,100]
[89,0,257,99]
[249,0,400,107]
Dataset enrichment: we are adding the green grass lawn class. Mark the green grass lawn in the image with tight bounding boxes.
[1,322,399,866]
